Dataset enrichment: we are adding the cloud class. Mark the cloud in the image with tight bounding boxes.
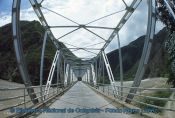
[0,0,162,59]
[105,0,163,53]
[0,12,11,26]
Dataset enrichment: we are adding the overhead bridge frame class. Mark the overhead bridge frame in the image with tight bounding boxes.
[12,0,162,106]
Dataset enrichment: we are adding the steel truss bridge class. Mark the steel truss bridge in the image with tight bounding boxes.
[0,0,175,117]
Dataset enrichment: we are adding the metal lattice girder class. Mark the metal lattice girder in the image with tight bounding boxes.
[73,68,86,77]
[126,0,156,103]
[32,0,143,61]
[12,0,38,104]
[102,51,119,96]
[78,0,144,67]
[101,0,142,51]
[11,0,159,106]
[50,25,116,30]
[29,0,59,49]
[44,50,60,99]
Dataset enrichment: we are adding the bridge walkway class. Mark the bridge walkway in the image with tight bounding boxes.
[37,81,132,118]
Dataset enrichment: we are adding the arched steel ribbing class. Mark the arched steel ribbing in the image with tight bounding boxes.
[126,0,156,103]
[12,0,38,104]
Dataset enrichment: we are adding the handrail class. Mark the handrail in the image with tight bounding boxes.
[0,82,74,112]
[0,89,58,112]
[96,83,175,91]
[87,82,175,111]
[0,83,63,91]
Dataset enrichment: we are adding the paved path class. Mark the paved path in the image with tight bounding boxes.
[37,81,131,118]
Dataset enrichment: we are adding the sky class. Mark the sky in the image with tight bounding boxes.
[0,0,164,59]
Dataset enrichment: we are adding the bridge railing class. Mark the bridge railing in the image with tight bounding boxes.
[91,83,175,112]
[0,83,72,117]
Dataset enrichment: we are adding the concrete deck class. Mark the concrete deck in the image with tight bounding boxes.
[37,81,131,118]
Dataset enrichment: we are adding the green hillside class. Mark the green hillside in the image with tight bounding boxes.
[0,20,76,85]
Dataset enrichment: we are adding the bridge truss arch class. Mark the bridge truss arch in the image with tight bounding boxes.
[11,0,175,111]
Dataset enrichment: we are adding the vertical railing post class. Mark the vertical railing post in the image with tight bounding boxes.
[24,88,26,108]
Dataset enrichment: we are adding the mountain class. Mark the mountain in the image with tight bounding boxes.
[107,27,171,81]
[0,21,76,85]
